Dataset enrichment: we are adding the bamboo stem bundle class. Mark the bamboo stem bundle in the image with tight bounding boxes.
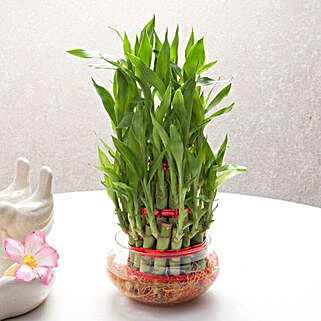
[68,16,246,277]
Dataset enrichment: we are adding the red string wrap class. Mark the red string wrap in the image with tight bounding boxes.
[129,239,207,258]
[141,207,191,218]
[127,240,213,282]
[149,159,170,171]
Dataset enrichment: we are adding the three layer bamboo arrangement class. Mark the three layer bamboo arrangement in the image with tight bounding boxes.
[68,16,246,277]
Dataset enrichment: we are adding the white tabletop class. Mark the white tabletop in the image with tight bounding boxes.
[9,191,321,321]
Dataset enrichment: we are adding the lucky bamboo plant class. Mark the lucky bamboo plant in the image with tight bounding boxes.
[68,17,246,276]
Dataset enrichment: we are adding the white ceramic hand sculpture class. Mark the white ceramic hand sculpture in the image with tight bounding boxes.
[0,158,55,320]
[0,159,54,273]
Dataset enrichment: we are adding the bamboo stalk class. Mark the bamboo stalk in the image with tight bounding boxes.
[191,231,206,272]
[128,234,135,269]
[181,235,191,275]
[133,196,144,237]
[154,221,172,275]
[169,228,182,275]
[140,225,156,273]
[155,169,168,209]
[133,238,143,271]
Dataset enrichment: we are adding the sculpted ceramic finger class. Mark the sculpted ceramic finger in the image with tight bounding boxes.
[0,157,31,203]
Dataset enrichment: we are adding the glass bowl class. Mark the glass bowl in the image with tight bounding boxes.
[106,231,219,305]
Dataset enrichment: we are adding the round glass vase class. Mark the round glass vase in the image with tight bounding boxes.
[106,231,219,305]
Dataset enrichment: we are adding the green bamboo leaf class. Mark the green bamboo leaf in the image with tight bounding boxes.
[197,61,217,74]
[198,194,212,202]
[182,174,198,194]
[114,69,129,122]
[156,33,170,87]
[123,32,132,54]
[113,181,135,193]
[206,84,231,113]
[169,124,184,170]
[88,64,116,70]
[197,136,214,167]
[115,69,129,108]
[138,30,153,67]
[150,112,169,147]
[183,77,196,118]
[101,177,117,205]
[154,31,162,51]
[191,91,204,128]
[216,134,228,166]
[199,90,203,103]
[197,77,216,86]
[214,169,246,189]
[197,209,208,220]
[211,104,234,117]
[163,108,175,132]
[130,96,145,105]
[117,112,134,128]
[183,38,205,80]
[98,146,112,168]
[100,57,121,68]
[140,15,155,40]
[127,129,143,165]
[155,85,171,122]
[205,88,214,105]
[217,163,247,172]
[112,71,118,99]
[108,26,124,41]
[90,164,120,181]
[193,103,234,132]
[102,180,128,199]
[95,135,115,158]
[134,35,140,55]
[66,49,101,58]
[172,89,186,118]
[132,108,144,144]
[152,125,161,152]
[148,149,166,185]
[170,25,179,64]
[170,61,183,78]
[91,78,116,124]
[185,29,194,59]
[186,150,199,178]
[112,137,143,178]
[127,54,165,96]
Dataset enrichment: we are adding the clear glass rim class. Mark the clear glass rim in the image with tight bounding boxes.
[114,230,212,257]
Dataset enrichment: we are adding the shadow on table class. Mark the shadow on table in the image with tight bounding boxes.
[106,290,221,321]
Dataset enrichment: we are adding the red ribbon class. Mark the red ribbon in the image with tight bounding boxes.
[141,207,191,218]
[126,266,213,283]
[129,239,207,258]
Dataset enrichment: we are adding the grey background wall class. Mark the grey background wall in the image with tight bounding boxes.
[0,1,320,207]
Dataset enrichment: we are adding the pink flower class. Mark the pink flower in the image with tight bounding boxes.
[4,231,59,285]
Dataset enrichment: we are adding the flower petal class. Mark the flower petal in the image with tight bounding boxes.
[34,246,59,268]
[35,266,53,286]
[15,264,36,282]
[24,231,46,256]
[4,238,25,264]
